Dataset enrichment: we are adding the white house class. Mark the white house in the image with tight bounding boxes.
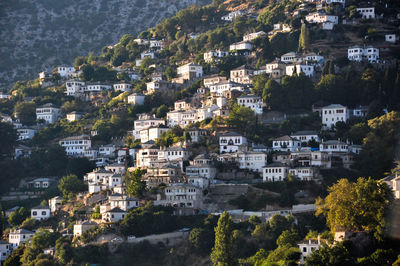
[221,10,244,21]
[36,103,60,124]
[127,93,145,105]
[237,94,263,115]
[155,184,203,209]
[17,128,37,140]
[347,46,379,63]
[243,31,266,42]
[204,50,229,63]
[102,207,127,223]
[9,229,34,248]
[186,128,209,143]
[229,41,252,52]
[302,53,325,63]
[266,61,286,73]
[133,115,165,139]
[59,135,91,156]
[319,140,349,153]
[203,75,228,88]
[382,174,400,199]
[385,34,398,44]
[357,7,375,19]
[177,63,203,81]
[108,193,139,211]
[149,39,165,49]
[272,136,301,152]
[158,147,189,162]
[136,146,160,168]
[73,220,98,237]
[48,196,62,213]
[25,177,55,189]
[298,238,324,264]
[351,106,368,117]
[321,104,348,129]
[209,81,244,96]
[146,80,171,94]
[166,110,197,128]
[113,82,132,92]
[139,125,169,143]
[66,111,84,122]
[85,83,112,93]
[280,52,300,63]
[230,65,254,84]
[285,64,314,77]
[305,12,338,24]
[236,151,268,173]
[219,132,247,153]
[56,66,75,78]
[65,80,86,96]
[263,162,289,182]
[0,241,12,263]
[290,131,320,143]
[31,205,51,221]
[289,167,317,181]
[325,0,345,7]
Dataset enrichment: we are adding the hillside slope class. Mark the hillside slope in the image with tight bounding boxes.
[0,0,211,87]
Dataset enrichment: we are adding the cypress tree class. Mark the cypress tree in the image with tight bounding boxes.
[210,212,237,266]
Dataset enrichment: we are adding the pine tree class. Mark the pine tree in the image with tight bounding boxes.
[298,24,310,52]
[210,212,237,266]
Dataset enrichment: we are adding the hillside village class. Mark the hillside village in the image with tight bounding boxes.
[0,0,400,265]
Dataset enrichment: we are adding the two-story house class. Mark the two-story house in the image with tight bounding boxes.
[219,132,247,153]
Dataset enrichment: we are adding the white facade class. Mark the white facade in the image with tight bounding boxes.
[102,207,126,223]
[221,10,244,21]
[243,31,266,42]
[134,116,165,139]
[65,80,85,96]
[322,104,348,129]
[204,50,229,63]
[36,103,60,124]
[357,7,375,19]
[347,46,379,63]
[236,151,267,172]
[285,64,314,77]
[281,52,299,63]
[113,82,132,92]
[66,111,84,122]
[305,12,338,24]
[237,94,263,115]
[48,196,62,213]
[289,167,317,181]
[325,0,345,6]
[108,194,139,211]
[273,136,301,152]
[385,34,397,43]
[167,110,197,128]
[85,83,112,92]
[9,229,34,248]
[263,163,289,182]
[298,239,323,264]
[158,147,189,161]
[229,41,252,52]
[136,147,159,168]
[139,126,169,143]
[73,221,98,237]
[209,81,244,96]
[0,241,12,263]
[31,206,51,220]
[319,140,349,154]
[56,66,75,78]
[156,184,203,209]
[17,128,36,140]
[177,63,203,81]
[219,132,247,153]
[290,131,320,143]
[127,93,145,105]
[59,135,91,156]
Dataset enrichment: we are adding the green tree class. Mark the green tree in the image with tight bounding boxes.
[4,244,25,266]
[14,102,36,125]
[58,174,86,200]
[55,237,73,265]
[164,67,177,81]
[276,229,300,247]
[210,212,237,266]
[156,104,169,118]
[0,122,17,158]
[315,178,392,240]
[298,24,310,52]
[125,168,146,197]
[189,227,214,254]
[226,104,256,137]
[8,207,29,227]
[305,243,353,266]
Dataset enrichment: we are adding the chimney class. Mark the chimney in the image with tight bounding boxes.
[318,235,321,245]
[309,239,311,245]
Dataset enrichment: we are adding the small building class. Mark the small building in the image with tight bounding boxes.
[65,80,86,96]
[298,237,323,265]
[236,151,268,173]
[108,193,139,211]
[25,177,56,189]
[229,41,252,52]
[17,128,37,140]
[263,162,289,182]
[186,128,209,142]
[146,80,171,94]
[177,63,203,81]
[219,132,247,153]
[272,136,301,152]
[9,229,34,248]
[31,205,51,220]
[319,140,349,154]
[155,184,203,209]
[48,196,62,213]
[0,240,12,263]
[73,220,98,237]
[321,104,348,129]
[102,207,127,223]
[59,135,92,156]
[221,10,244,21]
[230,65,254,84]
[204,50,229,63]
[285,64,314,77]
[289,167,318,181]
[127,93,145,105]
[139,125,169,143]
[356,7,375,19]
[36,103,60,124]
[237,94,263,115]
[385,34,398,44]
[113,82,132,92]
[56,66,75,78]
[243,31,266,42]
[347,46,379,63]
[133,114,165,139]
[290,131,320,143]
[66,111,84,122]
[280,52,300,63]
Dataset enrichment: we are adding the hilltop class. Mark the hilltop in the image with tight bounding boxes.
[0,0,211,87]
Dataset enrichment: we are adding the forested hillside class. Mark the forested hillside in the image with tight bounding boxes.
[0,0,211,87]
